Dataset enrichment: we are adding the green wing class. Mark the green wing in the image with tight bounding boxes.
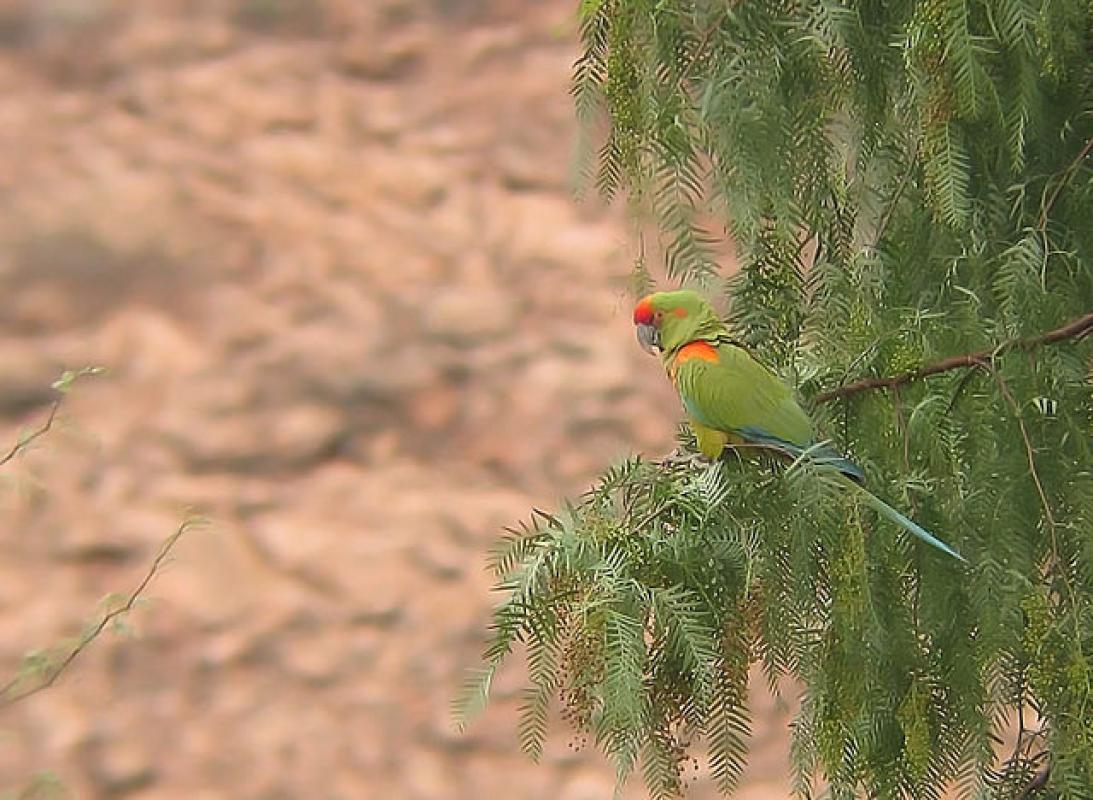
[675,343,813,448]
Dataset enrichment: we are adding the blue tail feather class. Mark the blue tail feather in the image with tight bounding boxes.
[721,425,965,562]
[736,427,865,483]
[729,426,964,562]
[863,491,967,562]
[810,450,866,484]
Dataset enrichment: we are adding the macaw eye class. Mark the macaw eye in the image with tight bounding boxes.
[653,310,664,323]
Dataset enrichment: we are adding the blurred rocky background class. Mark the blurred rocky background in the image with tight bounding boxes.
[0,1,790,797]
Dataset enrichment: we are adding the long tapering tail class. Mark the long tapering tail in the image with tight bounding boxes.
[836,473,967,562]
[757,435,966,562]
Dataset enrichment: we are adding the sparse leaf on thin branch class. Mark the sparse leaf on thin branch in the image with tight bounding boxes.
[0,517,205,707]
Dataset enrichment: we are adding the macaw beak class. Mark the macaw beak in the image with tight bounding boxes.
[635,323,661,356]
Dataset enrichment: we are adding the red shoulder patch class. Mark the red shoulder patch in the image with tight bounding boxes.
[676,341,719,365]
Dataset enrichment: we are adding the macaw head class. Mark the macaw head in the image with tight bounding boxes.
[633,289,723,357]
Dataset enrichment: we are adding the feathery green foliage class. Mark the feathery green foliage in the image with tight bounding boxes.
[460,1,1092,796]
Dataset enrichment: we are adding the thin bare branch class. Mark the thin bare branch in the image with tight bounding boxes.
[0,366,103,468]
[993,373,1057,534]
[0,400,61,468]
[0,518,201,707]
[1017,763,1050,799]
[816,311,1093,404]
[868,141,919,254]
[1037,137,1092,231]
[993,370,1080,617]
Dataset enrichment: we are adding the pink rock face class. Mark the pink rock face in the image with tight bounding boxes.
[0,2,777,799]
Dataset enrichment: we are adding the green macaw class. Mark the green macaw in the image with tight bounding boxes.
[634,289,965,562]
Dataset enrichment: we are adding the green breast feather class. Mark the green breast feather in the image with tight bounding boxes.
[674,343,813,447]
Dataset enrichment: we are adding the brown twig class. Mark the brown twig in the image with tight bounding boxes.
[0,367,102,468]
[869,143,919,253]
[1037,137,1092,231]
[1017,764,1050,799]
[993,373,1057,535]
[0,399,61,468]
[890,384,912,474]
[815,311,1093,404]
[994,368,1080,800]
[0,518,200,707]
[676,10,728,89]
[1003,694,1036,794]
[994,369,1081,630]
[1006,711,1051,800]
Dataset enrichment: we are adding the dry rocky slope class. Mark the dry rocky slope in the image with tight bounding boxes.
[0,2,791,797]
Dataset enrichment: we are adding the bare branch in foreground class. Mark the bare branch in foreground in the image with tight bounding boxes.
[0,366,104,468]
[0,400,61,469]
[0,518,203,707]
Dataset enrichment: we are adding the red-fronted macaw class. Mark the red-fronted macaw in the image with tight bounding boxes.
[634,289,965,562]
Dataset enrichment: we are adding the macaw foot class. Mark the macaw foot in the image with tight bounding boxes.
[659,448,710,470]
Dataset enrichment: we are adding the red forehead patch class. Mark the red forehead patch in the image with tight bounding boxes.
[633,295,655,325]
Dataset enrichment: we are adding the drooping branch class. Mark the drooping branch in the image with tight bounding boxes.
[1017,764,1051,799]
[1037,136,1092,231]
[815,312,1093,404]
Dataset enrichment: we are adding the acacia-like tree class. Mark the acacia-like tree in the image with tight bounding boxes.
[458,2,1092,797]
